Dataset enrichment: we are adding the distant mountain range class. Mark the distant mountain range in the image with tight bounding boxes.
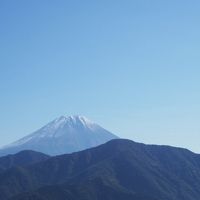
[0,116,118,156]
[1,139,200,200]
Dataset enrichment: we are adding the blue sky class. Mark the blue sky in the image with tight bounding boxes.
[1,0,200,152]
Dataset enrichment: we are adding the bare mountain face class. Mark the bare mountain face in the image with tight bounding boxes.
[0,116,118,156]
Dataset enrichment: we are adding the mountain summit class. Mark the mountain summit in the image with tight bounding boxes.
[0,115,118,156]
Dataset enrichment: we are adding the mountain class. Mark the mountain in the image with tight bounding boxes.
[1,139,200,200]
[0,150,49,173]
[0,115,118,156]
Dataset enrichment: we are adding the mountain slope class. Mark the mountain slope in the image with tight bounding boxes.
[0,150,49,173]
[1,139,200,200]
[0,116,118,156]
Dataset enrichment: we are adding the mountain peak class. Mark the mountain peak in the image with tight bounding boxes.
[56,115,93,124]
[46,115,96,131]
[0,115,118,156]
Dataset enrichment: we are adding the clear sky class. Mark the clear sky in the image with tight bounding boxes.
[1,0,200,152]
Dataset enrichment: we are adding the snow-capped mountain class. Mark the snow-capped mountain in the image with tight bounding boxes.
[0,116,118,156]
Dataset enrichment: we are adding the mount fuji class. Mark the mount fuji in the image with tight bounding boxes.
[0,116,118,156]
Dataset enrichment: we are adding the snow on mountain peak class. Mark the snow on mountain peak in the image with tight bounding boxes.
[48,115,96,129]
[1,115,97,149]
[0,115,118,156]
